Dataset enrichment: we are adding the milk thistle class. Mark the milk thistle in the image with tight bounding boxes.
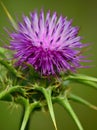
[9,10,86,76]
[0,1,97,130]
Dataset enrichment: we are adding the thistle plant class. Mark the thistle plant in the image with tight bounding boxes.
[0,1,97,130]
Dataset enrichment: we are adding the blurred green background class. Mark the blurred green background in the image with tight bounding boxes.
[0,0,97,130]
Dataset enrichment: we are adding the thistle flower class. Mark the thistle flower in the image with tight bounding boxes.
[9,10,86,76]
[0,3,97,130]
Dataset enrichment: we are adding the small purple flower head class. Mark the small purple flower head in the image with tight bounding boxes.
[9,10,87,76]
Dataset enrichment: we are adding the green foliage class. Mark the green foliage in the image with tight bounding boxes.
[0,46,97,130]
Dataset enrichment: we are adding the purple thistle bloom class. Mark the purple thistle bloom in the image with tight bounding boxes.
[9,10,87,76]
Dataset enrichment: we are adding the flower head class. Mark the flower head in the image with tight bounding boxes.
[9,10,86,75]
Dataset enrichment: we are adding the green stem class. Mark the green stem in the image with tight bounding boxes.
[0,86,24,100]
[0,59,26,80]
[78,80,97,89]
[56,96,84,130]
[20,98,39,130]
[69,74,97,82]
[69,94,97,110]
[66,74,97,89]
[20,104,31,130]
[0,1,18,30]
[34,86,57,130]
[42,88,57,130]
[0,59,18,76]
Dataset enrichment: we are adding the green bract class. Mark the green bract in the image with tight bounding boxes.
[0,52,97,130]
